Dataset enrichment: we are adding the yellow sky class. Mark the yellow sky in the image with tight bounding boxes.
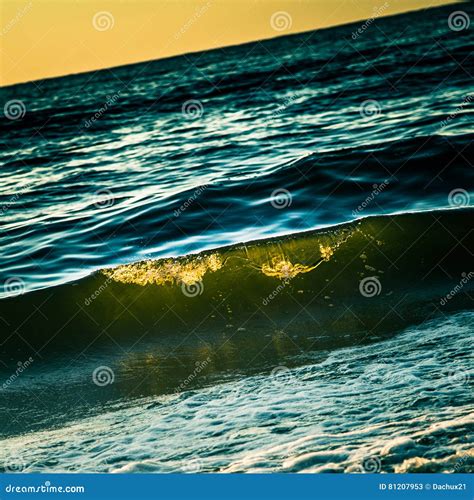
[0,0,459,86]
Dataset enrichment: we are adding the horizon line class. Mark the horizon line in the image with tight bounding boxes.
[0,0,463,89]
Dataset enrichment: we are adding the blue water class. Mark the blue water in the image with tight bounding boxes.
[0,4,473,295]
[0,4,473,474]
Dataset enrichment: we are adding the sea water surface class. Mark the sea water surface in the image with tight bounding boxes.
[0,4,473,473]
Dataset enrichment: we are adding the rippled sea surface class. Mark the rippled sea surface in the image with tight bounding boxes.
[0,4,473,473]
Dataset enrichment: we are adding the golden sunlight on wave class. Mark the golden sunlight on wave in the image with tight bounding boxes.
[102,253,223,287]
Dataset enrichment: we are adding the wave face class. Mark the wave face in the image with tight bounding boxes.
[0,4,473,296]
[0,209,473,352]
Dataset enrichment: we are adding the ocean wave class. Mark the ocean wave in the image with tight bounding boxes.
[1,209,472,354]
